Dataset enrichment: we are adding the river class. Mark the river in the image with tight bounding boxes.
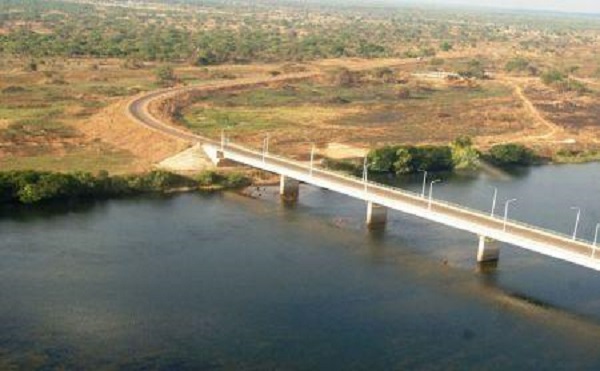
[2,163,600,369]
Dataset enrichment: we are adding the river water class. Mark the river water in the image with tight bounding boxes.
[2,163,600,369]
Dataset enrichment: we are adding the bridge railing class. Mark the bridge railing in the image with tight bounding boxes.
[222,142,597,253]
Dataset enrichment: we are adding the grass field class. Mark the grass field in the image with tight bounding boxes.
[179,77,530,155]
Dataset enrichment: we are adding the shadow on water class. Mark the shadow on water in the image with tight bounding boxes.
[0,192,221,222]
[473,272,600,341]
[0,199,101,221]
[262,188,600,335]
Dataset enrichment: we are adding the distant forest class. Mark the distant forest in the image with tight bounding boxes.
[0,0,597,64]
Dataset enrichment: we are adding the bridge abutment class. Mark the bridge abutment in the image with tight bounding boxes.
[201,144,236,167]
[280,175,300,202]
[366,202,388,230]
[477,235,500,263]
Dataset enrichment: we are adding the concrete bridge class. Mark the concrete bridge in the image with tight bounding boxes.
[127,83,600,272]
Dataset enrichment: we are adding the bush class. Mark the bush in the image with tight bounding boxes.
[451,136,480,170]
[367,145,454,174]
[367,146,398,172]
[156,65,177,87]
[505,57,530,73]
[222,172,251,188]
[488,144,535,166]
[197,170,223,186]
[541,70,565,85]
[321,158,361,175]
[0,170,224,205]
[459,59,486,79]
[409,146,454,172]
[440,41,453,52]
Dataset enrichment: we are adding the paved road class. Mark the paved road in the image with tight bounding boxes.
[127,75,600,271]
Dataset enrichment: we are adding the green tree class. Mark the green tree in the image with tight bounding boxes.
[367,146,398,172]
[488,144,535,166]
[440,41,453,52]
[541,70,565,85]
[393,147,413,174]
[459,59,486,79]
[410,146,454,172]
[451,136,480,170]
[155,65,176,87]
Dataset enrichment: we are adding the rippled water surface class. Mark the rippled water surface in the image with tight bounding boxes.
[2,163,600,369]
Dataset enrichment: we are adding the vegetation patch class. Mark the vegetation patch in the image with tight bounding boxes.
[484,144,538,167]
[0,170,251,205]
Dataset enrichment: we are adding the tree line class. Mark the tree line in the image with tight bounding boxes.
[365,140,536,175]
[2,0,576,64]
[0,170,250,205]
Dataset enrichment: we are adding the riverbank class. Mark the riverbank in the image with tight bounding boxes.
[0,170,251,205]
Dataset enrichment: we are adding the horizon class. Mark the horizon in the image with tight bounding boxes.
[427,0,600,14]
[399,0,600,14]
[298,0,600,15]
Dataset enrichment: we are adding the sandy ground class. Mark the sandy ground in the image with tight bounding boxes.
[157,144,214,172]
[80,98,189,172]
[321,143,368,159]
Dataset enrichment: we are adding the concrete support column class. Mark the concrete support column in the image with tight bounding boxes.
[366,201,388,230]
[477,235,500,263]
[280,175,300,202]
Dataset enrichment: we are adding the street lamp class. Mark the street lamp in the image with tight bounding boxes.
[571,207,581,241]
[309,144,316,177]
[503,198,517,231]
[418,169,428,198]
[363,157,369,194]
[490,186,498,218]
[428,179,441,210]
[593,223,600,259]
[262,134,270,163]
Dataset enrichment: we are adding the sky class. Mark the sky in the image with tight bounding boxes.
[421,0,600,14]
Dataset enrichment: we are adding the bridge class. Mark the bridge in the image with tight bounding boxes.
[127,79,600,272]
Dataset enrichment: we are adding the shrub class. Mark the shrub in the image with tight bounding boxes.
[222,172,251,188]
[321,158,361,175]
[367,146,397,172]
[367,145,455,174]
[440,41,453,52]
[197,170,223,186]
[505,57,530,73]
[155,65,177,87]
[451,136,480,170]
[541,69,565,85]
[488,144,535,166]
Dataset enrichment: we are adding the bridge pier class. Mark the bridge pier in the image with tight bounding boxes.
[477,235,500,263]
[280,175,300,203]
[366,201,388,230]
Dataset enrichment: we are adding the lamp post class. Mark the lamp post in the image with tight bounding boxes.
[262,134,270,163]
[221,129,225,151]
[265,133,270,154]
[490,186,498,218]
[363,157,368,194]
[428,179,441,210]
[571,207,581,241]
[309,144,315,177]
[593,223,600,259]
[503,198,517,231]
[419,169,428,198]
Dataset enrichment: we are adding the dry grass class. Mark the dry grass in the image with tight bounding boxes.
[0,58,281,173]
[179,76,535,157]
